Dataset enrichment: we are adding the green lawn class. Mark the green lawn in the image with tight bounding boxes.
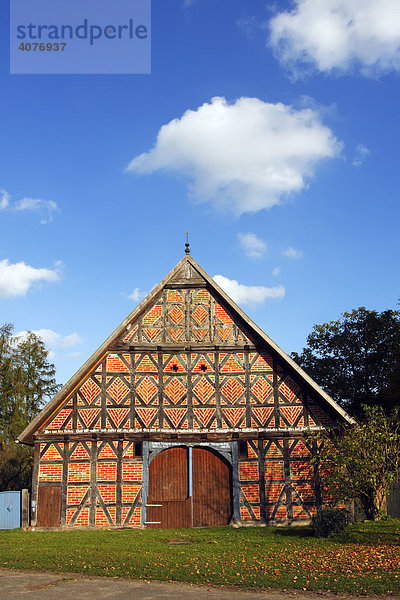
[0,520,399,595]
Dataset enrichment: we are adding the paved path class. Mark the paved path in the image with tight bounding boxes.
[0,569,398,600]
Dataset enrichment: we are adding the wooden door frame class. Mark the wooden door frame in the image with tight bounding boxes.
[141,441,240,526]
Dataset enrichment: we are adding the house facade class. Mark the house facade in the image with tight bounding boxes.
[19,253,353,528]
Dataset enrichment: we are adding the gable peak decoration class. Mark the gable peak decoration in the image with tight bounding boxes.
[185,231,190,254]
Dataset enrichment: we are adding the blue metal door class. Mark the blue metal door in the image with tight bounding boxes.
[0,491,21,529]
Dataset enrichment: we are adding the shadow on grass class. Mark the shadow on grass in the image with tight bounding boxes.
[271,521,400,545]
[273,526,314,538]
[340,528,400,546]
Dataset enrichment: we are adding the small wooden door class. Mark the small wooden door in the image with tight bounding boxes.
[192,447,232,527]
[147,446,232,528]
[147,447,191,528]
[36,486,61,527]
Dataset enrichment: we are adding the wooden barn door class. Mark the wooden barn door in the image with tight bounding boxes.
[36,485,61,527]
[147,447,191,528]
[192,447,232,527]
[147,446,232,528]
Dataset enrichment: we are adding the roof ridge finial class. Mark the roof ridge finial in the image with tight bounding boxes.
[185,232,190,254]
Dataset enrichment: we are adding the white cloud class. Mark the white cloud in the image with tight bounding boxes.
[0,189,59,223]
[13,197,57,212]
[283,246,303,259]
[0,259,59,297]
[61,333,83,348]
[126,96,341,215]
[13,197,59,223]
[238,232,267,258]
[269,0,400,76]
[272,267,281,277]
[0,189,10,210]
[28,329,61,347]
[129,288,147,302]
[352,144,371,167]
[213,274,285,305]
[16,329,82,353]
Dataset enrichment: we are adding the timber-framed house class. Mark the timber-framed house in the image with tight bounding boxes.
[19,251,354,528]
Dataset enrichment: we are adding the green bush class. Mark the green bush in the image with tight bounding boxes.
[312,508,350,538]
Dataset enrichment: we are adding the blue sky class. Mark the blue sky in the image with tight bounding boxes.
[1,0,399,384]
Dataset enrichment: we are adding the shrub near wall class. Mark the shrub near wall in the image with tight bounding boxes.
[312,508,350,537]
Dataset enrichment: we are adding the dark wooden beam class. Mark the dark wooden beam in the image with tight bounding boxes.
[31,441,40,528]
[34,429,315,444]
[113,343,258,352]
[60,440,69,527]
[89,439,97,527]
[116,439,123,526]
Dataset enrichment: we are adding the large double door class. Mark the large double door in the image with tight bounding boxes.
[147,446,232,528]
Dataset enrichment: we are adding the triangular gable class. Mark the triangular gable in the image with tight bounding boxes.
[18,254,354,444]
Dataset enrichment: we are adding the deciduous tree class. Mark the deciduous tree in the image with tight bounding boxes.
[314,406,400,520]
[292,307,400,417]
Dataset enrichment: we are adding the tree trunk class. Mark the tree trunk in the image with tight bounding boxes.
[360,488,386,520]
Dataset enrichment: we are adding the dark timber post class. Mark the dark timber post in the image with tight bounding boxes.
[116,438,123,526]
[21,489,29,528]
[89,437,97,527]
[60,438,69,527]
[231,441,241,520]
[283,438,294,520]
[258,440,267,522]
[141,441,150,525]
[31,441,40,527]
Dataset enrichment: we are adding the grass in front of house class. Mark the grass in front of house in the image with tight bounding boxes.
[0,520,399,595]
